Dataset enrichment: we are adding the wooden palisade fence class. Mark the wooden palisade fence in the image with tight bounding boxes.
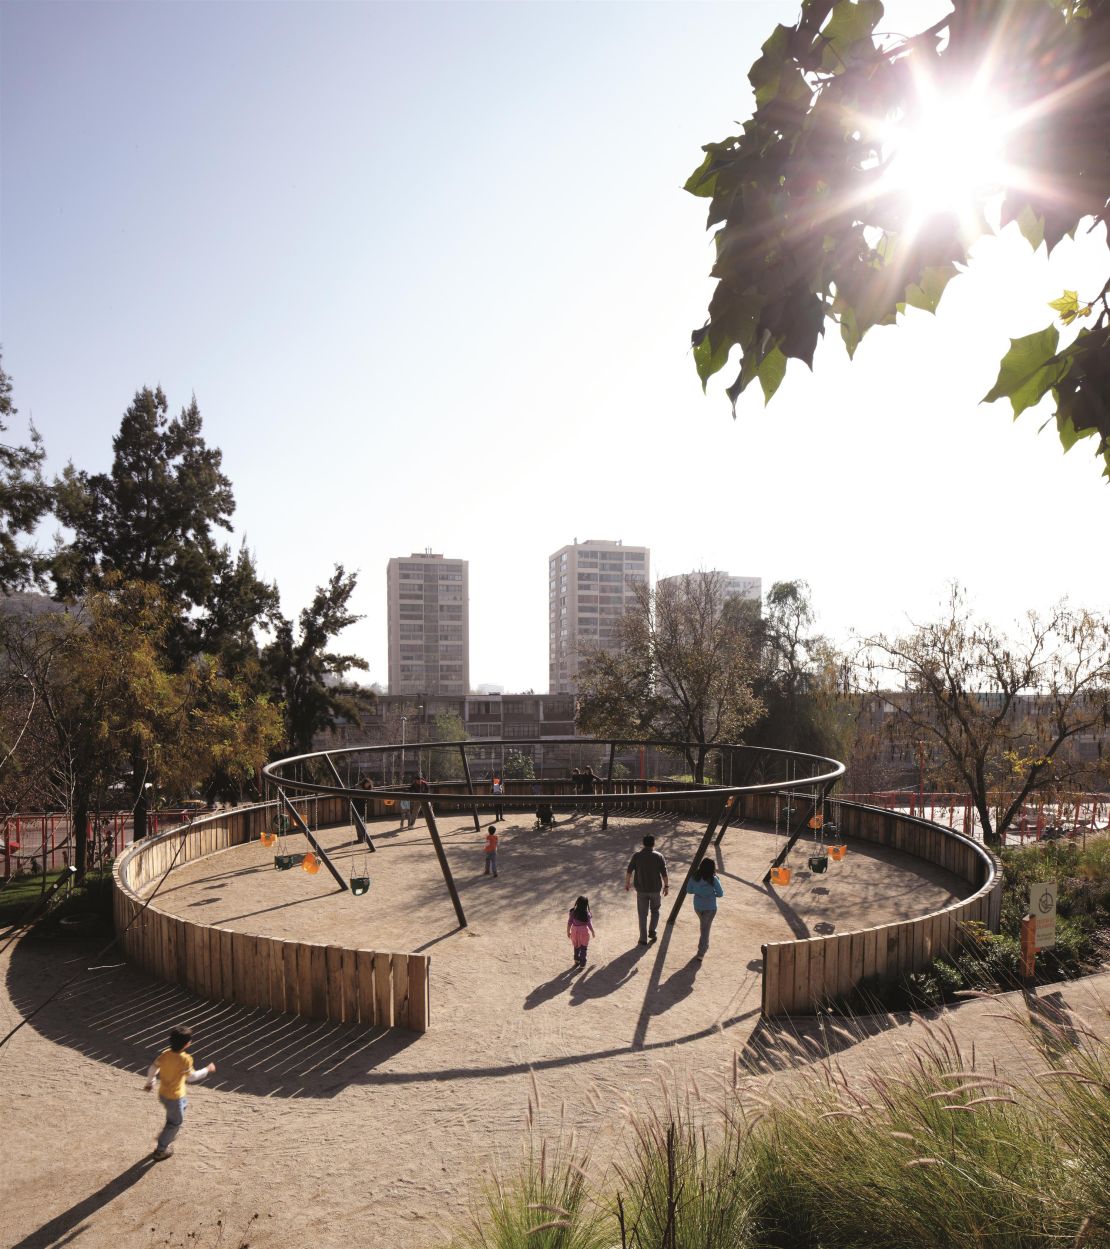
[749,796,1002,1018]
[112,800,430,1032]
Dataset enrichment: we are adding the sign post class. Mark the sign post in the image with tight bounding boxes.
[1022,881,1057,985]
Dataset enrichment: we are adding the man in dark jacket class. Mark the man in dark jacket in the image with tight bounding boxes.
[625,834,669,944]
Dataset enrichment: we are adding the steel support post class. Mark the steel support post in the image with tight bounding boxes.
[601,741,617,831]
[458,744,482,832]
[665,794,730,927]
[422,798,467,928]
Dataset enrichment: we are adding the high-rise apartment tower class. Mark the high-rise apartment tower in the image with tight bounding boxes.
[657,571,762,608]
[549,539,650,695]
[387,551,469,696]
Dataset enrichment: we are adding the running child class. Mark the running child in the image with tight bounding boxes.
[143,1024,216,1160]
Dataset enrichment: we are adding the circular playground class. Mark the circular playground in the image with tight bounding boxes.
[113,739,995,1046]
[147,803,970,1050]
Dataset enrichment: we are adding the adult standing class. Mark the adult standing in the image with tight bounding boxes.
[625,834,669,945]
[685,858,724,961]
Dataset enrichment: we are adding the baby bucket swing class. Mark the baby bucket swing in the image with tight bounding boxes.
[349,843,371,896]
[268,808,303,871]
[826,796,847,861]
[769,794,793,887]
[807,798,829,874]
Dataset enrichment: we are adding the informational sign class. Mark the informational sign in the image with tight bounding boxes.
[1029,881,1057,949]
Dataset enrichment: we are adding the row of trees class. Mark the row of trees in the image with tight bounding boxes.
[575,572,1110,844]
[0,354,370,874]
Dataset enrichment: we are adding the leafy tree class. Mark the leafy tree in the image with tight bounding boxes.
[427,710,467,782]
[688,0,1110,476]
[502,749,536,781]
[0,351,50,592]
[264,565,369,755]
[860,587,1110,843]
[51,386,277,662]
[750,580,849,757]
[576,571,763,781]
[1,583,281,876]
[53,387,232,605]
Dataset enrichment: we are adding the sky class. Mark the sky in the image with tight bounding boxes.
[2,0,1107,694]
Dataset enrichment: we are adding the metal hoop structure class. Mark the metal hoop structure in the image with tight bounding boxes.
[262,739,845,928]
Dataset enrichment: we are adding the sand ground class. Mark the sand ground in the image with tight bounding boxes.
[3,810,1102,1249]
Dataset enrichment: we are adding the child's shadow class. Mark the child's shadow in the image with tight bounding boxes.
[523,966,579,1010]
[568,945,649,1006]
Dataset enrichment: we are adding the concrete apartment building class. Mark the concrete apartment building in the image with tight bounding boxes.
[549,539,650,695]
[657,571,762,607]
[387,551,469,696]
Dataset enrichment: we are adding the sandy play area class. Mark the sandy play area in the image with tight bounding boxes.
[3,810,971,1248]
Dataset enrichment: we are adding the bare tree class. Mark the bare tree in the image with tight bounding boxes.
[860,588,1110,843]
[576,571,763,782]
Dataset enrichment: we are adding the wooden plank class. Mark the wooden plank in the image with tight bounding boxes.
[373,951,392,1027]
[326,946,344,1023]
[357,949,376,1026]
[308,945,327,1019]
[849,931,865,997]
[219,928,234,1002]
[263,939,283,1014]
[296,942,315,1019]
[340,945,358,1025]
[760,943,778,1017]
[806,938,826,1012]
[789,940,810,1017]
[229,930,250,1007]
[408,954,429,1032]
[283,941,301,1016]
[392,953,410,1029]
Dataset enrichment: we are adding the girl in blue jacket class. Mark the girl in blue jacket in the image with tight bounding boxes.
[686,858,724,961]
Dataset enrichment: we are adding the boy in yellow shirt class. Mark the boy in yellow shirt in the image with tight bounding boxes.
[144,1024,216,1160]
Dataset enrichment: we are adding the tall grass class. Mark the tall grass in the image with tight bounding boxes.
[450,1008,1109,1249]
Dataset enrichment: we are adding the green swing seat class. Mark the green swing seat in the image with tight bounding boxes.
[274,852,305,870]
[350,875,371,896]
[808,853,829,874]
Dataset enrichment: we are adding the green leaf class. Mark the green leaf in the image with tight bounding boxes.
[904,265,957,314]
[818,0,884,71]
[1014,204,1045,252]
[1055,410,1096,453]
[982,326,1066,418]
[748,24,794,107]
[684,151,717,198]
[693,330,732,390]
[758,345,787,404]
[1047,290,1084,326]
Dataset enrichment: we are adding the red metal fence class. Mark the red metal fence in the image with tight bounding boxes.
[2,809,205,879]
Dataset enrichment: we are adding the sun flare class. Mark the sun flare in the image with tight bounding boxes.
[878,80,1014,236]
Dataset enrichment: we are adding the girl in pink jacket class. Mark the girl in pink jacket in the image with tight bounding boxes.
[567,895,595,968]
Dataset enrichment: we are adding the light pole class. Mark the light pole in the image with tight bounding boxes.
[400,716,408,782]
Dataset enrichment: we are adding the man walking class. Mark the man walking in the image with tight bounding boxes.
[626,834,669,945]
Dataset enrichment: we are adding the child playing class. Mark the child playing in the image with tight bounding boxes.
[567,895,595,968]
[484,827,499,877]
[144,1024,216,1160]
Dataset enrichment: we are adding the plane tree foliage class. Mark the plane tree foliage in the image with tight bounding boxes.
[688,0,1110,476]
